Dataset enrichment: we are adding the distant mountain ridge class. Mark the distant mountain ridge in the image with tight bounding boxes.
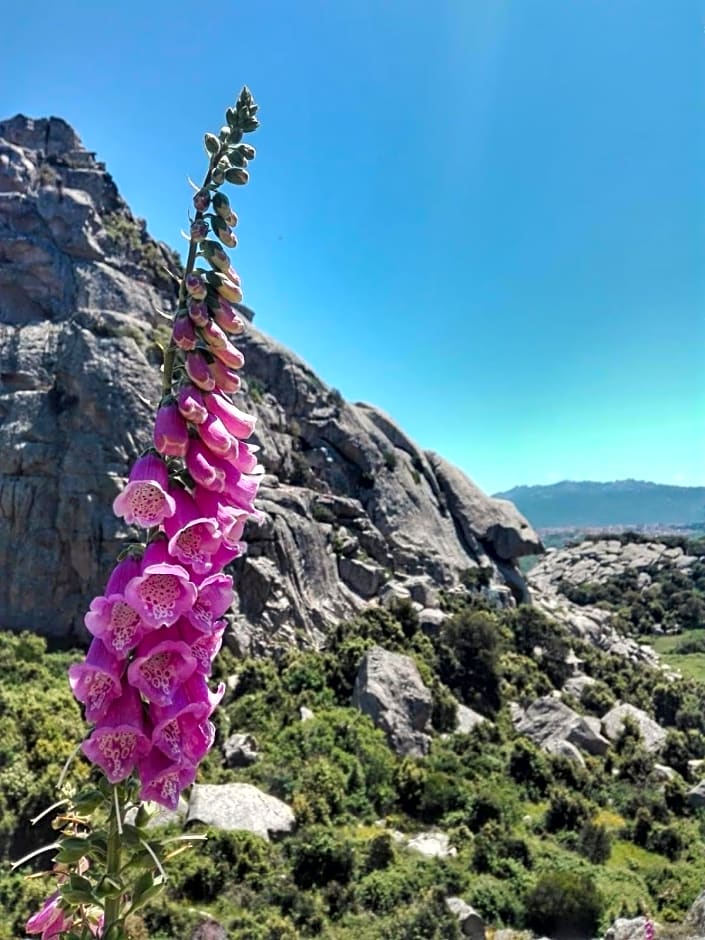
[495,480,705,529]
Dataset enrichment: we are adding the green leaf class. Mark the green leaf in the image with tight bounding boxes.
[95,875,124,900]
[61,885,96,905]
[129,881,165,914]
[72,788,103,814]
[54,836,89,863]
[69,874,94,893]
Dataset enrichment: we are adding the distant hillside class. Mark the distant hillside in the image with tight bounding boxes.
[496,480,705,529]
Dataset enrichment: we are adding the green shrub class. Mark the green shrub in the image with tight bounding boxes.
[526,870,603,939]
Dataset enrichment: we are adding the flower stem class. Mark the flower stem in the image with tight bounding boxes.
[103,785,124,938]
[161,153,222,398]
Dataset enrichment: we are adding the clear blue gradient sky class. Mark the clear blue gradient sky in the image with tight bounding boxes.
[3,1,704,493]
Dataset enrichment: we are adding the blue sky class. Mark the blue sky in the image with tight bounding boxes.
[3,1,704,493]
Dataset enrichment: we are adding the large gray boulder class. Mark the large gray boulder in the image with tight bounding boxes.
[352,645,433,756]
[186,783,295,840]
[445,897,486,940]
[514,695,609,758]
[601,703,666,754]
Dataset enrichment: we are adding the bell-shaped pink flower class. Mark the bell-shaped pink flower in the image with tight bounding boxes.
[225,440,260,474]
[211,339,245,370]
[112,454,176,528]
[154,402,190,457]
[85,558,150,658]
[196,413,236,458]
[208,358,241,393]
[26,892,73,939]
[127,625,197,706]
[81,686,151,782]
[185,351,216,391]
[150,674,224,764]
[186,572,234,633]
[173,314,197,351]
[178,617,228,673]
[211,298,245,334]
[124,541,198,629]
[163,487,222,575]
[137,748,198,811]
[205,393,256,439]
[177,384,208,425]
[225,471,263,515]
[187,299,209,327]
[68,638,124,723]
[194,487,249,548]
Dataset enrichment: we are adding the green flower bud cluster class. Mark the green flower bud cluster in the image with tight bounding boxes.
[163,88,259,399]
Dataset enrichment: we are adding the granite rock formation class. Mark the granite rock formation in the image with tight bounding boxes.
[0,114,541,646]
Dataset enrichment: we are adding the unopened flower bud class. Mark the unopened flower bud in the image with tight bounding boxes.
[186,351,216,391]
[190,219,209,241]
[193,189,211,212]
[212,340,245,370]
[205,270,243,304]
[154,403,190,457]
[201,239,230,273]
[210,214,237,248]
[204,132,220,156]
[173,314,197,350]
[211,299,245,334]
[185,273,207,300]
[177,385,208,424]
[212,192,238,226]
[188,299,209,327]
[239,144,256,161]
[225,167,249,186]
[209,358,241,393]
[201,318,228,349]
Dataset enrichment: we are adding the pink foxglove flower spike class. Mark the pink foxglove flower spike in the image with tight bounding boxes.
[40,86,262,937]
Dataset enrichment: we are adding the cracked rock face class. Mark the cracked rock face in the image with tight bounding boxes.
[0,114,541,645]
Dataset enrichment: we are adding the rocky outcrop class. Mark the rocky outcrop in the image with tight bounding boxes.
[428,452,542,562]
[186,783,295,839]
[532,590,661,669]
[530,538,696,595]
[513,695,609,758]
[0,114,541,645]
[352,646,433,756]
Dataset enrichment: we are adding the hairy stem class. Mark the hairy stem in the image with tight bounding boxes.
[103,786,123,937]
